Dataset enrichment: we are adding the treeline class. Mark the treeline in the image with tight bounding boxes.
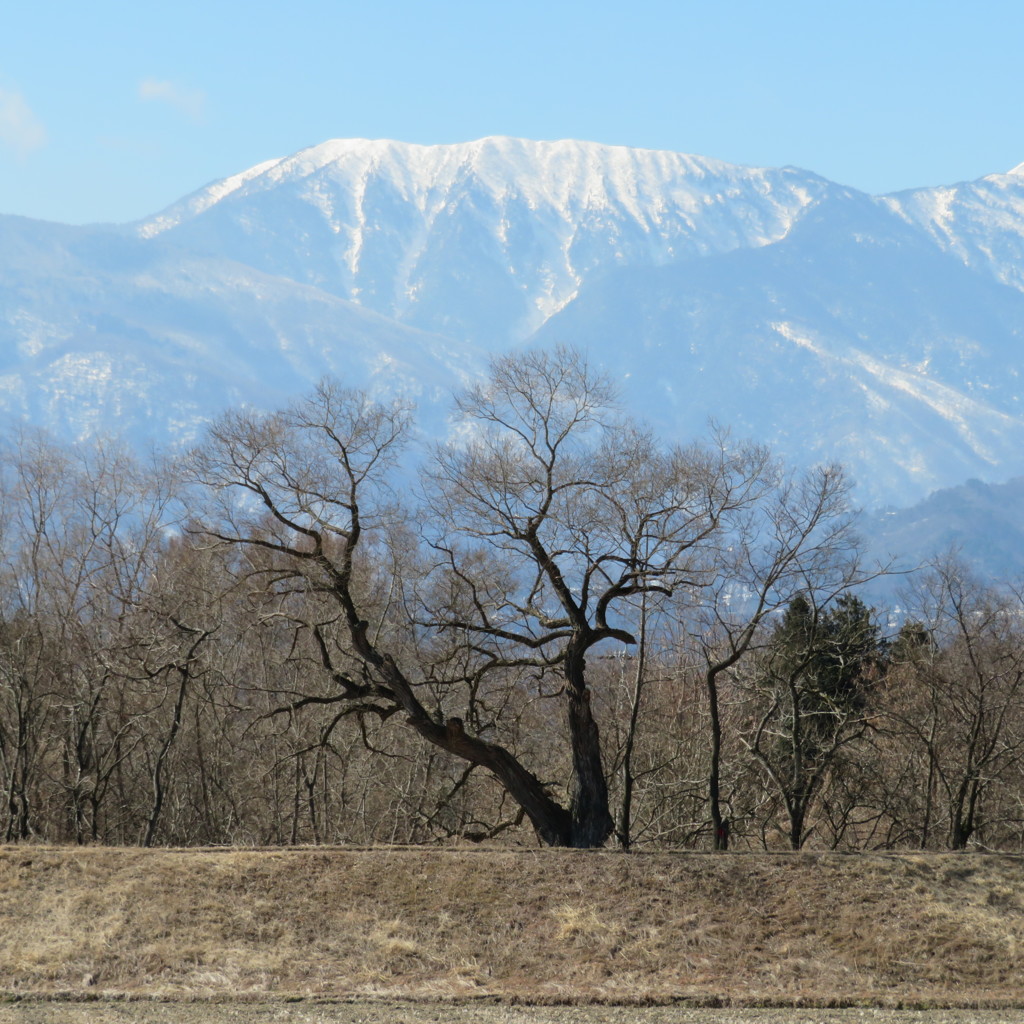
[2,348,1023,850]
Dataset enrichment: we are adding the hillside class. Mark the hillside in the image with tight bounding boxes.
[3,847,1024,1010]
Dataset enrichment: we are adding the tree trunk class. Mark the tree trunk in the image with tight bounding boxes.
[706,670,727,850]
[405,713,574,846]
[921,710,938,849]
[787,792,808,850]
[950,777,978,850]
[564,643,614,848]
[143,666,189,847]
[616,604,647,852]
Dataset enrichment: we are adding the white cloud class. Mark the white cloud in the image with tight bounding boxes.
[139,78,205,121]
[0,89,46,157]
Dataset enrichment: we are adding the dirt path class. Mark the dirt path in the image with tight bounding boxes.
[3,1004,1024,1024]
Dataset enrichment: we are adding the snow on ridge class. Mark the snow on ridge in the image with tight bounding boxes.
[138,157,285,238]
[881,169,1024,295]
[772,321,1018,464]
[140,137,826,236]
[128,136,841,347]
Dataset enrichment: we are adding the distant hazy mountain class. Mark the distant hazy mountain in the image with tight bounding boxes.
[4,136,1024,512]
[868,476,1024,588]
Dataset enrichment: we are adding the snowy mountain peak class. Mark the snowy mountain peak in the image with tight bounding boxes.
[884,162,1024,293]
[139,136,823,241]
[135,137,835,342]
[142,136,786,222]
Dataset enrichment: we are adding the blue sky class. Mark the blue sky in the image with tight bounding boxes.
[2,0,1023,224]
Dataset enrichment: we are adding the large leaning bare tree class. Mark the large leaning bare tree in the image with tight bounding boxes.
[188,375,589,845]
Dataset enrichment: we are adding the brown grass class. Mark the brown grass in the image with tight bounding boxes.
[1,846,1023,1006]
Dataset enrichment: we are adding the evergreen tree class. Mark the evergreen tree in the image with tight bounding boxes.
[747,593,884,847]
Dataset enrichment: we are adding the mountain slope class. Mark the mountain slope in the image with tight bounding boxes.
[533,186,1024,504]
[0,214,478,445]
[868,476,1024,585]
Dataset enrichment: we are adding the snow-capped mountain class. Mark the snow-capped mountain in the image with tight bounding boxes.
[5,136,1024,511]
[136,137,834,344]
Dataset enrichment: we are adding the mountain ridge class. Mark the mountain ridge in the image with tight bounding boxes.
[134,136,838,343]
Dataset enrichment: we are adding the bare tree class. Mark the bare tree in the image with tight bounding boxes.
[188,377,590,845]
[678,462,869,848]
[0,430,186,843]
[886,558,1024,849]
[184,350,787,848]
[424,347,774,847]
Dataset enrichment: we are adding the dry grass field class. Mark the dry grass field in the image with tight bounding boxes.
[1,846,1023,1013]
[4,1004,1024,1024]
